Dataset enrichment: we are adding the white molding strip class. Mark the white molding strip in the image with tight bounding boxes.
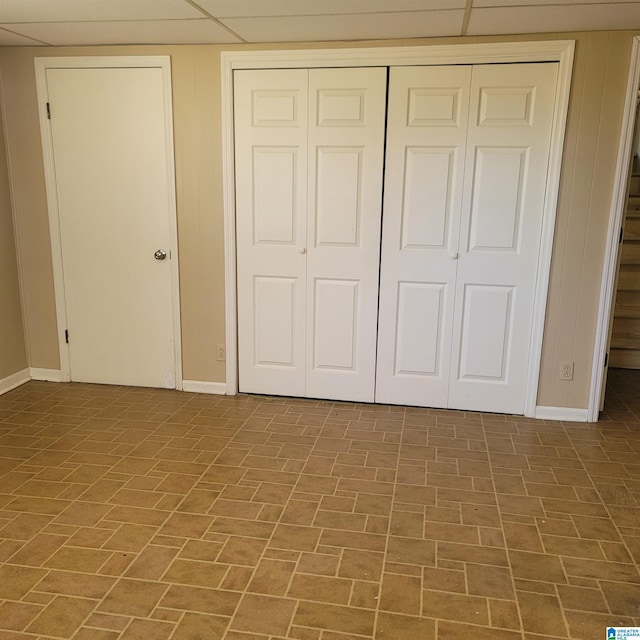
[522,44,575,418]
[0,368,30,395]
[221,40,575,411]
[182,380,226,395]
[535,406,589,422]
[30,368,64,382]
[588,36,640,423]
[221,50,238,397]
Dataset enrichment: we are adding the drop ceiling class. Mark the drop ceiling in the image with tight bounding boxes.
[0,0,637,46]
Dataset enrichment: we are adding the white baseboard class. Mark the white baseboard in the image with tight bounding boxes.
[30,368,65,382]
[182,380,226,395]
[0,368,30,395]
[534,406,589,422]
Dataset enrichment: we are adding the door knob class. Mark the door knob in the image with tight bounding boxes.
[449,252,459,259]
[154,249,167,261]
[299,247,306,254]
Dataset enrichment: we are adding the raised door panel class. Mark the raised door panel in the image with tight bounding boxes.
[315,147,362,246]
[457,284,514,380]
[313,278,359,370]
[235,69,308,396]
[375,66,472,407]
[394,282,446,377]
[401,147,457,250]
[253,148,298,244]
[448,62,558,413]
[468,147,528,252]
[253,277,298,367]
[306,67,387,402]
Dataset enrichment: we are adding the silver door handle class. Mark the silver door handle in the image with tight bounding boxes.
[154,249,167,261]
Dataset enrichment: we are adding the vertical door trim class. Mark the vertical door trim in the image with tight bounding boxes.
[221,41,575,417]
[34,56,183,389]
[588,36,640,422]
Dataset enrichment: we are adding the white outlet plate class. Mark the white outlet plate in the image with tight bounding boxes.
[560,361,574,381]
[216,344,226,362]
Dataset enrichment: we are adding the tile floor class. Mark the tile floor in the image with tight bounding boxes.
[0,371,639,639]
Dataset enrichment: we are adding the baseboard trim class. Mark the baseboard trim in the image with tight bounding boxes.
[534,406,589,422]
[0,368,30,395]
[182,380,226,395]
[30,368,65,383]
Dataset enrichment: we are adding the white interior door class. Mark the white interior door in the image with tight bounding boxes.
[235,67,386,401]
[234,69,308,397]
[306,68,387,401]
[46,67,178,388]
[376,62,558,414]
[375,66,472,407]
[448,62,558,413]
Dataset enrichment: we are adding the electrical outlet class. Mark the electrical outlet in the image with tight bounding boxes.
[216,344,226,362]
[560,361,574,381]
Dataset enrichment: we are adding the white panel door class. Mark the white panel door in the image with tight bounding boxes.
[47,67,177,388]
[376,62,557,415]
[235,69,308,396]
[235,67,386,401]
[375,66,472,406]
[306,68,387,402]
[449,62,558,413]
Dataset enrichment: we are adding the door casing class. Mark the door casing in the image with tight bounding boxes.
[221,41,574,418]
[35,56,182,388]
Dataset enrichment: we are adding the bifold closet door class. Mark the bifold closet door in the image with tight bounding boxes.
[376,62,558,414]
[235,69,308,397]
[305,69,387,401]
[448,63,558,413]
[235,68,386,401]
[375,66,472,407]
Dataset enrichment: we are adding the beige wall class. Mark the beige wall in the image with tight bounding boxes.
[0,93,27,380]
[0,44,228,380]
[0,31,634,408]
[538,32,633,409]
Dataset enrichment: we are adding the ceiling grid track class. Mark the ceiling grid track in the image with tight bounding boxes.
[0,1,637,46]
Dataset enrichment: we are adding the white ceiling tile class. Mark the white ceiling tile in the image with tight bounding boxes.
[0,0,204,23]
[0,0,638,46]
[0,27,48,45]
[5,19,243,46]
[220,10,465,42]
[193,0,465,17]
[473,0,629,6]
[467,3,640,34]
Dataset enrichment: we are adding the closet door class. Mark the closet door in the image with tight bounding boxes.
[235,67,386,401]
[306,68,387,401]
[448,62,558,413]
[235,69,308,396]
[375,66,472,407]
[376,62,558,415]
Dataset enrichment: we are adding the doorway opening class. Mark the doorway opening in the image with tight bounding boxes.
[590,35,640,420]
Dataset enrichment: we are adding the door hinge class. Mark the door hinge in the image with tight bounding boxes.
[46,102,51,120]
[619,226,624,244]
[64,329,69,344]
[604,352,608,367]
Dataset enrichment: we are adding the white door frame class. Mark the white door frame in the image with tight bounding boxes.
[221,40,575,418]
[588,36,640,422]
[35,56,183,389]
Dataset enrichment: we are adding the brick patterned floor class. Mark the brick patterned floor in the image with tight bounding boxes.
[0,370,639,639]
